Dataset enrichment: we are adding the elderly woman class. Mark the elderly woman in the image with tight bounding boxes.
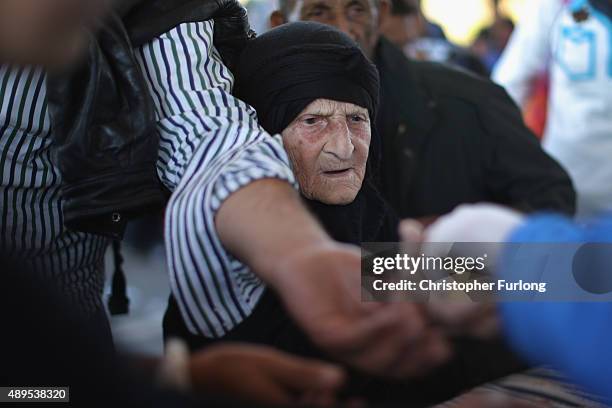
[234,22,398,245]
[165,20,399,351]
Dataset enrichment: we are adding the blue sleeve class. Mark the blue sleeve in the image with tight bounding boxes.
[499,213,612,403]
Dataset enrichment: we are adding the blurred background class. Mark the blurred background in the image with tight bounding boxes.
[243,0,526,45]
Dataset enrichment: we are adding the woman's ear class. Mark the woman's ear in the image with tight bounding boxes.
[270,11,287,28]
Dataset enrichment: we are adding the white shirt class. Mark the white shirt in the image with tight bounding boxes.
[494,0,612,217]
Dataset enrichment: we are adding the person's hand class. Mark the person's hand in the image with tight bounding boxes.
[216,181,449,377]
[189,344,345,406]
[269,242,451,378]
[421,204,524,338]
[422,203,525,247]
[399,203,524,272]
[398,204,525,340]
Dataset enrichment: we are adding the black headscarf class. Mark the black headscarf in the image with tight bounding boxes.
[234,22,397,243]
[235,21,379,135]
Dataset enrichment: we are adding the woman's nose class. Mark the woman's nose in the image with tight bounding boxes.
[324,119,354,160]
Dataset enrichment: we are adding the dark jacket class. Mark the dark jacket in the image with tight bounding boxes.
[46,0,253,239]
[374,37,576,219]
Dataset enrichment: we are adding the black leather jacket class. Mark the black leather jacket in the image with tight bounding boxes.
[46,0,253,239]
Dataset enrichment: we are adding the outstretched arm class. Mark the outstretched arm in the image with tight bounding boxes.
[137,20,446,376]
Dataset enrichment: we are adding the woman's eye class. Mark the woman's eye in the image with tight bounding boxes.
[303,117,321,125]
[349,114,367,123]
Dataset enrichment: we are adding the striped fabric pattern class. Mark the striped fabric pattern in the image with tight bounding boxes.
[0,66,108,315]
[1,21,296,332]
[482,369,607,407]
[135,20,296,338]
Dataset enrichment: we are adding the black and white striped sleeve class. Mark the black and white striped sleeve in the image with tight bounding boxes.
[134,21,297,338]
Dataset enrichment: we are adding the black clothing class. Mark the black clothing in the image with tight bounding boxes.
[1,259,188,407]
[441,43,489,77]
[304,183,398,245]
[374,37,576,219]
[46,0,252,239]
[234,21,379,136]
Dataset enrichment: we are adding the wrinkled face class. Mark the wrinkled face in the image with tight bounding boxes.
[281,99,371,205]
[287,0,380,58]
[0,0,107,67]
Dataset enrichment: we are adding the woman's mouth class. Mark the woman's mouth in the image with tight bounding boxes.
[323,168,352,178]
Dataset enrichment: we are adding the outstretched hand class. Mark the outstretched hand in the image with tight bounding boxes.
[270,242,451,378]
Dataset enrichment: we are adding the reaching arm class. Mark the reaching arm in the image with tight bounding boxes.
[135,20,301,337]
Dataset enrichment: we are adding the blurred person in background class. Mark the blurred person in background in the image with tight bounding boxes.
[471,16,514,73]
[494,0,612,218]
[380,0,488,76]
[270,0,576,224]
[394,0,447,39]
[472,9,536,132]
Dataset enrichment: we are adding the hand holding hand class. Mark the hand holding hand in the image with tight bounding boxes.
[399,204,525,340]
[269,242,451,378]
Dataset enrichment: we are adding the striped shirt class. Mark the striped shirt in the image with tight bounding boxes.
[0,20,296,332]
[0,66,108,315]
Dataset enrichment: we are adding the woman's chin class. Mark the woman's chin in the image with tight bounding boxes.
[313,189,360,205]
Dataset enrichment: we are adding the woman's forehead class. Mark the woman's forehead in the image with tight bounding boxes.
[301,98,369,115]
